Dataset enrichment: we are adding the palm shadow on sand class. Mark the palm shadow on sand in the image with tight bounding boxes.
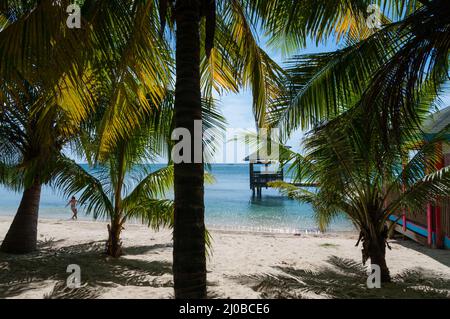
[235,256,450,299]
[0,240,172,299]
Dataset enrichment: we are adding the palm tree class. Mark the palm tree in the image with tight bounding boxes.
[53,84,223,258]
[0,81,81,253]
[157,0,375,298]
[262,0,450,283]
[0,0,171,253]
[0,2,94,255]
[158,0,288,298]
[53,138,174,258]
[271,111,450,283]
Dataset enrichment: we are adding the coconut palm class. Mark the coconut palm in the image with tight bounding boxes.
[263,0,450,283]
[157,0,289,298]
[156,0,378,298]
[261,1,449,281]
[53,52,225,257]
[0,0,171,253]
[52,140,175,258]
[271,111,450,282]
[0,79,84,253]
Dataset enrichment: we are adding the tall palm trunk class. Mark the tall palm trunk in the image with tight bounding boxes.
[173,0,207,299]
[107,144,126,258]
[1,182,42,254]
[363,227,391,283]
[368,237,391,283]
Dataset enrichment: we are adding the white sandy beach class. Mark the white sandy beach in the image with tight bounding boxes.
[0,216,449,299]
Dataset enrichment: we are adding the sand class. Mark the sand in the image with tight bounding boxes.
[0,216,449,299]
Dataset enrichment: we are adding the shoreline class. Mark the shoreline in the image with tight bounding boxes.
[0,216,356,237]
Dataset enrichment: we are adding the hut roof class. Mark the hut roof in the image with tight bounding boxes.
[243,151,278,163]
[243,145,291,163]
[243,154,275,163]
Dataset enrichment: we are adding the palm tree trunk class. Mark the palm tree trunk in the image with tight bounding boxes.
[369,247,390,283]
[1,182,42,254]
[367,234,391,283]
[173,0,207,299]
[107,143,126,258]
[106,221,123,258]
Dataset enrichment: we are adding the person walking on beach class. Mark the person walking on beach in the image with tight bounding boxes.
[66,196,78,220]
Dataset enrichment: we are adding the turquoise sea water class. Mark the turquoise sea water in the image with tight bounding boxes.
[0,164,353,232]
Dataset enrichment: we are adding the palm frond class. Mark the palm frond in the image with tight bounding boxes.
[51,156,114,219]
[123,165,174,209]
[125,198,174,230]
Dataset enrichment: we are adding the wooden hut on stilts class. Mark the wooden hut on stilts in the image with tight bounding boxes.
[244,152,284,198]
